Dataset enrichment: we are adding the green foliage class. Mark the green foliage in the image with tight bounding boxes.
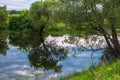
[6,0,120,36]
[0,5,7,29]
[29,0,56,33]
[9,10,34,33]
[60,60,120,80]
[46,22,71,36]
[29,1,48,30]
[53,0,97,35]
[55,0,120,35]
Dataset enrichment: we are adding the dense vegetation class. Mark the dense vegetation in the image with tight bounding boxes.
[0,5,7,29]
[0,0,69,35]
[9,10,34,33]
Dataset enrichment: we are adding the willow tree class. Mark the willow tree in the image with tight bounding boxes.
[55,0,120,58]
[29,0,55,35]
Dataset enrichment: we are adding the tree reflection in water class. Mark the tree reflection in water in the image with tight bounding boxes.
[9,34,68,73]
[0,35,9,55]
[28,41,68,73]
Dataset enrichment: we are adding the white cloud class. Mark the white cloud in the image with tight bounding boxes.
[0,0,37,10]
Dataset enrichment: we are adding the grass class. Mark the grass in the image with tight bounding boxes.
[60,60,120,80]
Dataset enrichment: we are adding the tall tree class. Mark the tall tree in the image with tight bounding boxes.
[55,0,120,59]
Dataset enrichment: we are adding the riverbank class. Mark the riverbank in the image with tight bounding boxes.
[60,60,120,80]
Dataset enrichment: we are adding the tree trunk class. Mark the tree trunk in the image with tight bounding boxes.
[110,17,120,58]
[94,24,120,59]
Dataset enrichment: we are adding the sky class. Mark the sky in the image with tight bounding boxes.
[0,0,37,10]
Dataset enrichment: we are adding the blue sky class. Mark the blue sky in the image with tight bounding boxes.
[0,0,37,10]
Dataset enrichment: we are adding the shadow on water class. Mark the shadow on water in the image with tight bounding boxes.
[0,34,110,79]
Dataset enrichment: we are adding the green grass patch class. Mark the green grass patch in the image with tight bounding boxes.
[60,60,120,80]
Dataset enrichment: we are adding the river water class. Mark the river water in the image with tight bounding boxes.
[0,34,104,80]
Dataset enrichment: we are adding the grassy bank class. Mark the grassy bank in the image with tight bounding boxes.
[60,60,120,80]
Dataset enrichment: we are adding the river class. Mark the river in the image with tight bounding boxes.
[0,34,104,80]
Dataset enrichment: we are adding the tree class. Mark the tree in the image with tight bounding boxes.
[29,0,55,35]
[55,0,120,59]
[0,5,7,29]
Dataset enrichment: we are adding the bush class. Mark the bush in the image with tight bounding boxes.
[9,11,35,33]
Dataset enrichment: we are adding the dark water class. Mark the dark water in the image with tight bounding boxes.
[0,34,103,80]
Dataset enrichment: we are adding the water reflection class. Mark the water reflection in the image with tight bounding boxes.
[9,34,67,73]
[28,42,67,73]
[9,34,41,52]
[0,35,9,55]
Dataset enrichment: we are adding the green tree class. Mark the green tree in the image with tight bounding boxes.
[55,0,120,59]
[0,5,7,29]
[29,0,55,35]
